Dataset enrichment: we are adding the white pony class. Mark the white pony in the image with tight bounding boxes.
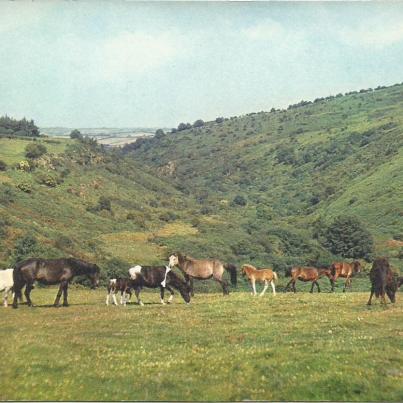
[0,269,14,307]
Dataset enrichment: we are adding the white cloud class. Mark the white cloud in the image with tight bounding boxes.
[242,18,284,41]
[0,2,52,33]
[339,20,403,47]
[100,31,180,79]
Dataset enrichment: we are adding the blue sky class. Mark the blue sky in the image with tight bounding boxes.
[1,1,403,128]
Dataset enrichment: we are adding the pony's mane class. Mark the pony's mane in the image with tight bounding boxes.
[242,264,257,270]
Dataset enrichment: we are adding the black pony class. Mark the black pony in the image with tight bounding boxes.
[129,266,191,305]
[12,257,100,308]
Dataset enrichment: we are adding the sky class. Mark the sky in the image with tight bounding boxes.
[1,1,403,128]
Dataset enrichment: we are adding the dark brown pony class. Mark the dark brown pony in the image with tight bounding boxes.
[367,257,399,305]
[285,267,333,293]
[12,257,100,308]
[330,261,361,292]
[168,253,237,295]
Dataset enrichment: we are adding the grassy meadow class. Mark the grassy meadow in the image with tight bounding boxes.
[0,286,402,401]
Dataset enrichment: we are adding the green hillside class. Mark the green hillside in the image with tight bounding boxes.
[128,83,403,271]
[0,84,402,283]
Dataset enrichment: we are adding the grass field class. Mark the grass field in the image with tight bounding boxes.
[1,287,402,401]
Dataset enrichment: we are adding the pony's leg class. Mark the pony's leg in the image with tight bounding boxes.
[12,285,23,308]
[189,277,195,297]
[343,277,349,292]
[160,286,166,305]
[259,280,268,297]
[251,279,257,296]
[219,279,230,295]
[3,288,8,307]
[316,281,321,293]
[284,279,293,292]
[166,286,174,303]
[292,280,297,293]
[135,287,144,306]
[54,281,66,306]
[271,280,276,296]
[24,283,34,307]
[367,288,374,305]
[310,282,315,293]
[112,291,118,306]
[62,282,69,306]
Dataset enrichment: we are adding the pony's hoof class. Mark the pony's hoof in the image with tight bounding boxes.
[12,305,18,309]
[63,304,69,307]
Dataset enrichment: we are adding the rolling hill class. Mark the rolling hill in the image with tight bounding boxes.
[0,83,402,285]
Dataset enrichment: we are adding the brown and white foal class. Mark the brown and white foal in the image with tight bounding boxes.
[241,264,278,297]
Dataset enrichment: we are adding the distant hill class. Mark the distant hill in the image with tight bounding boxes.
[127,83,403,271]
[0,83,402,286]
[41,127,158,146]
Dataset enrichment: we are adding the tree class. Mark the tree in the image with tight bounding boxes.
[215,117,224,124]
[0,160,7,171]
[25,143,47,159]
[155,129,165,138]
[193,119,204,128]
[177,123,188,131]
[70,129,83,140]
[276,145,296,165]
[323,215,374,261]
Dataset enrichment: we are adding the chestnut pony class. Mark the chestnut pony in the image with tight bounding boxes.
[330,261,361,292]
[241,264,278,297]
[285,267,333,293]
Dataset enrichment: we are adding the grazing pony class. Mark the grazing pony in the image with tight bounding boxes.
[12,257,100,308]
[106,278,132,306]
[241,264,278,297]
[330,261,361,292]
[285,267,333,293]
[367,257,398,305]
[0,269,14,307]
[128,265,191,306]
[168,253,237,295]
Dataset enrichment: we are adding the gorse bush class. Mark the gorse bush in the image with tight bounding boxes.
[25,143,47,159]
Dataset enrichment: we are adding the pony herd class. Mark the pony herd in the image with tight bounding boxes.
[0,252,401,308]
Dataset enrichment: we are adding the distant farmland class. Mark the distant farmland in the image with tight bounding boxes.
[41,127,157,146]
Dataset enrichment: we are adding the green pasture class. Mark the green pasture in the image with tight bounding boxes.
[0,137,68,165]
[1,287,402,401]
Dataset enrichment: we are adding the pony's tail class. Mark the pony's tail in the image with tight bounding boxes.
[273,271,278,283]
[224,264,237,287]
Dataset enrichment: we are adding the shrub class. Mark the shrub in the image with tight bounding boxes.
[70,129,83,140]
[17,160,31,171]
[0,160,7,171]
[13,234,39,262]
[232,195,247,206]
[0,213,10,239]
[98,196,111,211]
[16,182,32,193]
[159,211,177,222]
[0,183,16,205]
[25,143,47,159]
[322,215,374,261]
[55,235,73,250]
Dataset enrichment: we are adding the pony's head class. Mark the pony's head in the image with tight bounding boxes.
[241,264,255,277]
[88,264,100,289]
[352,261,362,274]
[168,253,183,268]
